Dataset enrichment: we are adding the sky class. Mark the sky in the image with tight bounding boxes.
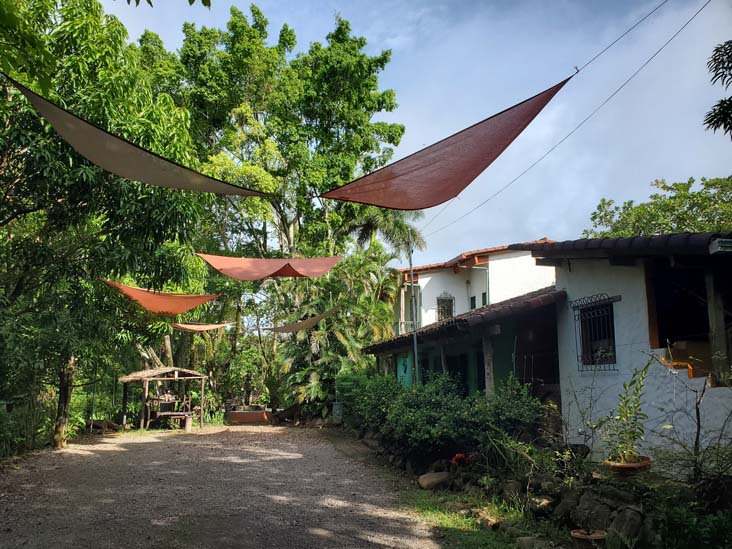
[100,0,732,267]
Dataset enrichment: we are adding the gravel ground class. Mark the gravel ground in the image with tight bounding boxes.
[0,426,439,548]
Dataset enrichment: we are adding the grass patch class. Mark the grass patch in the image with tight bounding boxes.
[400,488,521,549]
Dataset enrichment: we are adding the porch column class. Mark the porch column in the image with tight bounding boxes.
[200,377,205,429]
[482,334,495,397]
[706,270,729,384]
[140,380,149,430]
[440,343,448,373]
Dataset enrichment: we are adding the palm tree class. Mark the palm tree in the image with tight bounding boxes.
[340,206,426,256]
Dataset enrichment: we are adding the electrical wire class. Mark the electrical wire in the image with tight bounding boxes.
[417,0,670,232]
[425,0,711,238]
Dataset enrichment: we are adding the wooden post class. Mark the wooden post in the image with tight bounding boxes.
[140,380,149,430]
[200,377,205,429]
[121,383,129,427]
[706,270,729,384]
[482,334,495,397]
[440,344,448,374]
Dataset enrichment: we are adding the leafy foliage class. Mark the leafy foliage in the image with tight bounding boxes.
[584,177,732,237]
[338,372,403,435]
[705,40,732,138]
[598,363,649,463]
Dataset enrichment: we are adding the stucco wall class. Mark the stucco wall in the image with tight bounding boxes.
[556,258,732,457]
[414,250,554,327]
[489,250,556,304]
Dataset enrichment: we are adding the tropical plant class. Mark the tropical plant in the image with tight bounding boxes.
[705,39,732,139]
[598,363,650,463]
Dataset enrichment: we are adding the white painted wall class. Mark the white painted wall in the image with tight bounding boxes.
[488,250,555,304]
[555,258,732,458]
[406,250,555,328]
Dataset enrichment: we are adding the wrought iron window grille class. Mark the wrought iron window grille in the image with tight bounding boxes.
[570,293,621,372]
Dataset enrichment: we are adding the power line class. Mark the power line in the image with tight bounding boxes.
[418,0,670,233]
[426,0,712,238]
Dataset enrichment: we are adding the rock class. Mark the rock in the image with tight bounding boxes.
[418,471,450,490]
[640,515,658,547]
[571,491,612,531]
[502,526,524,538]
[478,515,500,529]
[428,459,450,473]
[552,489,580,523]
[502,480,523,499]
[539,480,559,496]
[607,508,643,547]
[516,536,541,549]
[529,495,556,514]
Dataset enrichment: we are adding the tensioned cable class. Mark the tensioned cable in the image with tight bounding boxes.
[418,0,670,232]
[425,0,712,237]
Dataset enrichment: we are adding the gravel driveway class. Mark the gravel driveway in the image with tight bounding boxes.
[0,426,439,548]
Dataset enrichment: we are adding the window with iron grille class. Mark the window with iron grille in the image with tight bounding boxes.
[481,291,487,306]
[437,294,454,321]
[570,294,621,371]
[470,296,477,309]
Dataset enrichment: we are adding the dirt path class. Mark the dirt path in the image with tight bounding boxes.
[0,426,439,548]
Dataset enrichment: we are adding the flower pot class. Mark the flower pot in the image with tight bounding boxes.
[570,529,607,547]
[602,455,652,476]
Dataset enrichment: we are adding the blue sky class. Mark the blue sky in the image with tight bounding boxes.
[101,0,732,266]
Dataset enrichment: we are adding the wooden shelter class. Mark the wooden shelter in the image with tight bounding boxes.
[119,367,207,430]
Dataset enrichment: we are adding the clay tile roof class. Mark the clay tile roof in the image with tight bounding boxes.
[362,286,565,354]
[508,232,732,257]
[401,237,553,274]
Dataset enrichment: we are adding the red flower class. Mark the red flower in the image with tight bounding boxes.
[451,453,466,465]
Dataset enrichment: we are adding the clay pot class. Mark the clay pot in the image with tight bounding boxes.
[570,529,607,547]
[602,455,652,476]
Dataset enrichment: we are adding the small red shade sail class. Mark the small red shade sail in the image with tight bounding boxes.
[321,78,571,210]
[101,280,221,316]
[5,73,266,197]
[196,254,342,281]
[265,307,339,333]
[172,322,232,332]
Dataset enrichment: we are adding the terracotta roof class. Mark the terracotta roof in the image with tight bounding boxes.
[119,367,207,383]
[508,232,732,257]
[362,286,565,354]
[402,237,553,274]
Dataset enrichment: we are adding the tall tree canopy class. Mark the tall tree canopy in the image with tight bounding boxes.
[584,177,732,237]
[0,0,421,453]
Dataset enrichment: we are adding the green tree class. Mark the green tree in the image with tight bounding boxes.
[583,177,732,237]
[705,40,732,138]
[0,0,209,449]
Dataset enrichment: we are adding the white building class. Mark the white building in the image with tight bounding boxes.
[395,239,556,334]
[511,232,732,454]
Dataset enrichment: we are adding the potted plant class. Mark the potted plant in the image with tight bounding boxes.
[570,529,607,547]
[599,363,652,475]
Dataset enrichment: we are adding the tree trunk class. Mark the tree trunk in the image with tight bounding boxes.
[163,335,175,369]
[53,355,77,449]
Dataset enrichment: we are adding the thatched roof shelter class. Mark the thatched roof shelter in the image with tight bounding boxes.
[119,367,207,383]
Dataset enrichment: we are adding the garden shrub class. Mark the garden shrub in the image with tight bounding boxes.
[380,375,492,464]
[486,373,542,436]
[338,371,402,434]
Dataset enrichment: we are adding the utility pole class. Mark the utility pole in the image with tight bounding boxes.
[407,229,420,385]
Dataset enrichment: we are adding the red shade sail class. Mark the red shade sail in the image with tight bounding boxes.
[196,254,342,281]
[5,73,266,197]
[101,280,221,316]
[265,307,339,333]
[321,78,571,210]
[172,322,233,332]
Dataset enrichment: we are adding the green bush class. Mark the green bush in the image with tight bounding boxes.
[486,373,543,436]
[338,371,402,434]
[380,375,492,463]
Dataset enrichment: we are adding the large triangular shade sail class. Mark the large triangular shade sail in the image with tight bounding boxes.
[173,322,233,332]
[197,254,342,281]
[266,307,339,333]
[321,78,571,210]
[4,73,266,197]
[101,280,221,316]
